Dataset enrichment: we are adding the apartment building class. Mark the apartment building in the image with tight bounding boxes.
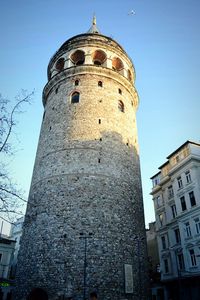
[151,141,200,300]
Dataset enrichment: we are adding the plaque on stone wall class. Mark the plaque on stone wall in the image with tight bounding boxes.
[124,264,133,293]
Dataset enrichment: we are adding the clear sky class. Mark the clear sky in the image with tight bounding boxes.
[0,0,200,233]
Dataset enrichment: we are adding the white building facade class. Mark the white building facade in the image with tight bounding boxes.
[0,236,16,299]
[151,141,200,300]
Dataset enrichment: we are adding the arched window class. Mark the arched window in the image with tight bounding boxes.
[55,58,65,71]
[75,80,79,86]
[128,69,132,82]
[98,81,103,87]
[71,50,85,65]
[118,88,122,95]
[112,57,124,72]
[71,92,80,104]
[118,100,124,112]
[92,50,107,66]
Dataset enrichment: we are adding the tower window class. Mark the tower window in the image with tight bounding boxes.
[71,92,80,104]
[112,57,124,72]
[98,81,103,87]
[55,87,58,94]
[118,100,124,113]
[71,50,85,66]
[128,69,132,82]
[55,58,65,71]
[75,80,79,86]
[98,158,101,163]
[118,88,122,95]
[99,119,101,124]
[92,50,107,66]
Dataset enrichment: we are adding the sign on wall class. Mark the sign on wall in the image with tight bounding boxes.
[124,264,133,293]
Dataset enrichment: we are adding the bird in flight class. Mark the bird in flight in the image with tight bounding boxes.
[128,10,136,15]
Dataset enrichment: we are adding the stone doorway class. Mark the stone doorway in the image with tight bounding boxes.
[27,288,48,300]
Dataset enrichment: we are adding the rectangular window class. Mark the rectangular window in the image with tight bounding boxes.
[156,195,163,208]
[177,176,183,189]
[177,253,185,270]
[189,191,196,207]
[174,228,181,243]
[185,170,191,183]
[171,204,177,218]
[194,218,200,234]
[159,213,164,227]
[153,177,160,188]
[180,196,187,211]
[185,222,192,238]
[189,249,197,266]
[168,185,174,199]
[0,253,2,263]
[161,236,166,250]
[164,259,169,273]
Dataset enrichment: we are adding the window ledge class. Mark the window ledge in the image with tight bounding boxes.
[185,236,193,241]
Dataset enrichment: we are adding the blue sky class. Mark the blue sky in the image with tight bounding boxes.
[0,0,200,232]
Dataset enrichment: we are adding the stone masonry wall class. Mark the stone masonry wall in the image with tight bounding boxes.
[15,34,148,300]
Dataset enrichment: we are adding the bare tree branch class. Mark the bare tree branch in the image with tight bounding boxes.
[0,90,34,223]
[0,187,27,203]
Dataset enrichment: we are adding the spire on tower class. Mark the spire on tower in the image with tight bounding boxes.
[87,14,100,34]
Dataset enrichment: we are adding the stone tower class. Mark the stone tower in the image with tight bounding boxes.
[15,18,148,300]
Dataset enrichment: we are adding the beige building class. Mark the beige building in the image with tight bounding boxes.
[151,140,200,300]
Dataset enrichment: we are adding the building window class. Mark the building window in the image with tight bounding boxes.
[177,176,183,189]
[118,88,122,94]
[127,69,132,82]
[180,196,187,211]
[159,213,164,227]
[189,249,197,266]
[71,50,85,65]
[194,217,200,234]
[171,204,177,218]
[163,259,169,273]
[55,57,65,71]
[189,191,196,207]
[98,81,103,87]
[152,177,160,187]
[185,170,191,183]
[177,253,185,271]
[112,57,124,72]
[0,253,2,263]
[71,92,80,104]
[92,50,107,66]
[156,195,162,208]
[75,80,79,86]
[168,185,174,199]
[174,228,181,243]
[185,222,192,238]
[161,236,166,250]
[118,100,124,112]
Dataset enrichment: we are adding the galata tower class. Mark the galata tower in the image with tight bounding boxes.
[15,17,148,300]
